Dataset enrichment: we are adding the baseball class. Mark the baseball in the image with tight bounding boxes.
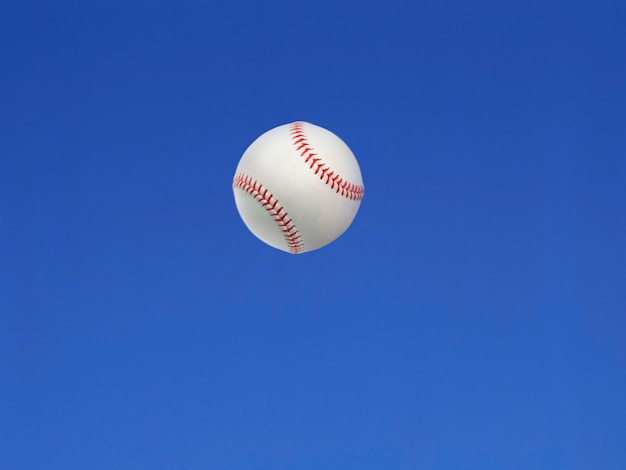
[233,121,365,254]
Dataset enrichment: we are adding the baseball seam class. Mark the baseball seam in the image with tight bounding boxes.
[289,122,365,201]
[233,173,304,254]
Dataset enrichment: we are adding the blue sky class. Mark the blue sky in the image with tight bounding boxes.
[1,1,625,468]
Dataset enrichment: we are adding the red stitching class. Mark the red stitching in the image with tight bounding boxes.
[289,122,365,201]
[233,174,304,254]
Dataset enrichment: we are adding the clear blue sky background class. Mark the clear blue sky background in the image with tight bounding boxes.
[1,1,625,469]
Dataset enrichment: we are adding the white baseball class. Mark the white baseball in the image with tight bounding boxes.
[233,121,364,254]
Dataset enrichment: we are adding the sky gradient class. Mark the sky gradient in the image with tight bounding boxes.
[2,1,625,469]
